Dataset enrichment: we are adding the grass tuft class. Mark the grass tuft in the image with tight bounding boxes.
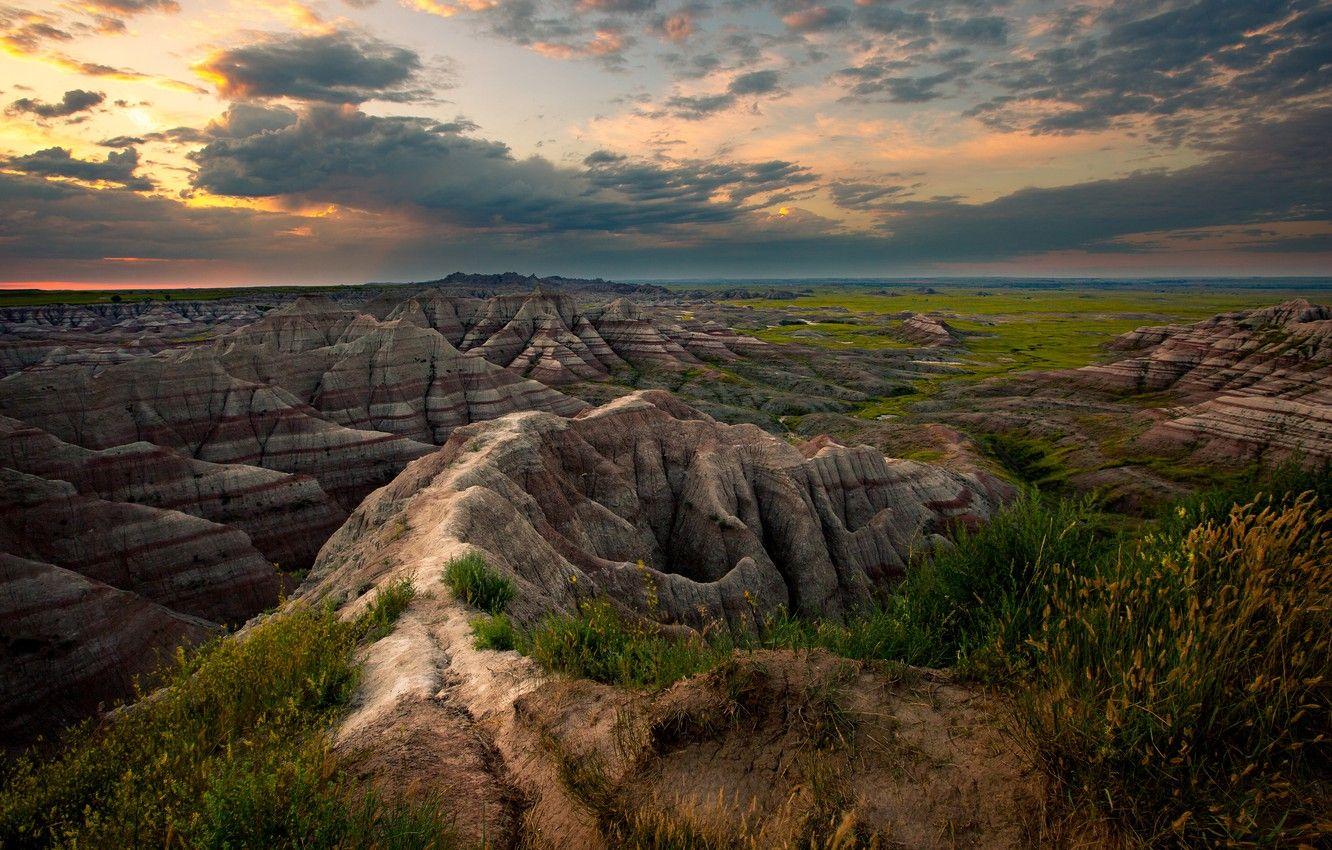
[443,552,515,614]
[521,599,730,690]
[470,613,516,651]
[356,578,416,643]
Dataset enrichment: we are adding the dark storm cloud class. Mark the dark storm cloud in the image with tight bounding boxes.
[7,89,105,119]
[584,154,815,204]
[0,169,353,269]
[189,104,814,230]
[857,107,1332,258]
[968,0,1332,138]
[196,32,427,103]
[4,147,152,190]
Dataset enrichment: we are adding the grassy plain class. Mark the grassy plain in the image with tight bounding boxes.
[725,284,1320,416]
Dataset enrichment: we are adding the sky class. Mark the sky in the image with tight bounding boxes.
[0,0,1329,286]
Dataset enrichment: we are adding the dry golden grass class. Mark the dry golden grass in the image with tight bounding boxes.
[1019,493,1331,845]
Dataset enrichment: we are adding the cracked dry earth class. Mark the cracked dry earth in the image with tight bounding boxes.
[332,595,1047,849]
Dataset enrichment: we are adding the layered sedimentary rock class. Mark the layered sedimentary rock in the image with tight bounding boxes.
[0,467,278,624]
[1069,299,1332,462]
[0,416,344,570]
[0,349,435,509]
[0,553,217,746]
[218,300,588,445]
[307,391,1011,631]
[897,313,962,347]
[0,464,281,747]
[383,291,764,384]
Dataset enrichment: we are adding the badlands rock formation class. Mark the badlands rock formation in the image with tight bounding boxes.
[0,293,603,746]
[0,415,345,571]
[306,390,1011,631]
[897,313,962,347]
[0,465,278,746]
[0,553,217,746]
[379,291,767,385]
[298,394,1029,848]
[1071,299,1332,462]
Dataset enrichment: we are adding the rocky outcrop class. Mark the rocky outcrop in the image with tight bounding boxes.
[0,350,435,509]
[0,463,281,748]
[0,467,278,624]
[1070,299,1332,462]
[0,553,217,747]
[897,313,962,347]
[218,306,586,446]
[384,291,764,384]
[0,416,344,571]
[297,393,1029,849]
[306,391,1011,631]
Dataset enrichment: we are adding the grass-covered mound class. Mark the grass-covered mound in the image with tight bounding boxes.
[488,470,1330,846]
[0,581,456,849]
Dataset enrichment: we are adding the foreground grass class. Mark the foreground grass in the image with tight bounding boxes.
[0,580,456,849]
[501,468,1330,846]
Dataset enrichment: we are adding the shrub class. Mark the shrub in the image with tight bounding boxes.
[443,553,515,614]
[1017,491,1331,844]
[0,593,451,848]
[471,613,516,651]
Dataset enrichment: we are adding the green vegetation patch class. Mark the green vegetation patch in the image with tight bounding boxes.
[0,579,455,849]
[470,613,516,651]
[519,599,731,690]
[443,552,515,614]
[749,320,911,350]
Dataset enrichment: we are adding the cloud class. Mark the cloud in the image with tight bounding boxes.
[828,180,913,210]
[836,60,972,102]
[7,89,105,118]
[77,0,179,13]
[194,31,428,103]
[662,68,785,117]
[967,0,1331,139]
[650,9,696,43]
[728,69,781,95]
[781,4,850,33]
[853,107,1332,258]
[482,0,635,65]
[3,146,153,190]
[189,103,815,231]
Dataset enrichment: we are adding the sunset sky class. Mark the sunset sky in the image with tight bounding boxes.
[1,0,1328,285]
